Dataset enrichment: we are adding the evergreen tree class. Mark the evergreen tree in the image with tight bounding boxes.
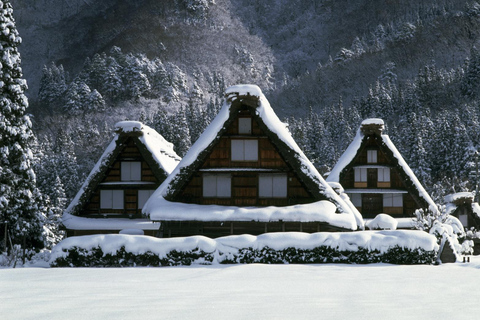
[461,46,480,98]
[0,0,44,250]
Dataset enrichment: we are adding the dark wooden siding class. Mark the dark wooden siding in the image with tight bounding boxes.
[79,137,160,217]
[176,112,315,206]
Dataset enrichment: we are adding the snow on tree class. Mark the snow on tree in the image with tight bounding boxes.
[0,0,44,250]
[38,62,67,110]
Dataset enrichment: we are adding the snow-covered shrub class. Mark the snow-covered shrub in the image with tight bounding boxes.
[50,237,436,267]
[414,206,474,257]
[366,214,398,230]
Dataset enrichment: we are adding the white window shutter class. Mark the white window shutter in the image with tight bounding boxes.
[203,174,217,197]
[216,175,231,197]
[367,150,377,163]
[349,193,362,207]
[112,190,124,209]
[130,162,142,181]
[383,194,393,207]
[259,175,273,198]
[138,190,154,209]
[393,194,403,207]
[100,190,112,208]
[272,175,287,197]
[121,162,131,181]
[244,140,258,161]
[238,118,252,134]
[231,140,244,161]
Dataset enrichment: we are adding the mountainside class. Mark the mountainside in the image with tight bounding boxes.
[10,0,480,206]
[13,0,480,111]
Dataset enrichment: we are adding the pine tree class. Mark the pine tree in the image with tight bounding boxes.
[0,0,44,250]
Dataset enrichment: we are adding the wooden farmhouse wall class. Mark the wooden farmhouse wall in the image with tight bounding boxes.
[174,107,316,207]
[80,137,161,218]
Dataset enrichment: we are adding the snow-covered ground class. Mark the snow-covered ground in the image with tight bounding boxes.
[1,258,479,320]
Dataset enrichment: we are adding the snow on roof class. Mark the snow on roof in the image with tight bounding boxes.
[139,123,181,174]
[473,203,480,219]
[63,122,180,223]
[328,182,364,229]
[62,212,160,231]
[49,230,439,263]
[146,197,356,229]
[382,135,437,213]
[143,85,358,230]
[444,192,474,204]
[63,136,118,216]
[225,84,263,99]
[326,128,363,183]
[327,119,438,214]
[361,118,384,126]
[115,121,144,132]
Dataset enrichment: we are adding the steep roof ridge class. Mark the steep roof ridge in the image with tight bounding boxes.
[381,134,438,213]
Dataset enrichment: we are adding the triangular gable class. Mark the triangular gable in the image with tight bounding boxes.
[144,85,359,230]
[327,118,438,214]
[63,121,181,221]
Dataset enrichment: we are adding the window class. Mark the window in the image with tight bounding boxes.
[349,193,362,207]
[100,190,124,209]
[138,190,155,209]
[203,174,231,198]
[383,194,403,207]
[354,168,367,182]
[367,150,377,163]
[259,174,287,198]
[231,139,258,161]
[378,168,390,182]
[238,118,252,134]
[121,161,141,181]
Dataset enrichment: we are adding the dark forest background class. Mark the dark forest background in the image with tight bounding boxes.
[11,0,480,212]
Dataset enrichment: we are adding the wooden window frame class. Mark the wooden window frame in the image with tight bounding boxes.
[121,161,142,181]
[258,174,287,198]
[231,139,258,161]
[203,174,232,198]
[367,150,378,163]
[100,190,124,209]
[354,167,367,188]
[383,193,403,207]
[238,117,252,134]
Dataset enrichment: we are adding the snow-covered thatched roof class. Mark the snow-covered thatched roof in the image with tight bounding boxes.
[327,118,438,214]
[143,84,360,230]
[63,121,180,230]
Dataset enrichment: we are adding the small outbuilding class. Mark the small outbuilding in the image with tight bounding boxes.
[445,192,480,230]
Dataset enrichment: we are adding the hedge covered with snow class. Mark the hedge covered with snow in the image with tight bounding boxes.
[50,231,439,267]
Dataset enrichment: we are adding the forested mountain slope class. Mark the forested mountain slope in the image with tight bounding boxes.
[10,0,480,207]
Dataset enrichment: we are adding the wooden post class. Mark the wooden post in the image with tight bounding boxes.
[22,236,26,265]
[3,222,7,253]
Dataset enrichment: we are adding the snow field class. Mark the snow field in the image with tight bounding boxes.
[1,261,479,320]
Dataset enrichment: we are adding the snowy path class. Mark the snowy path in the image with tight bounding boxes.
[1,262,479,320]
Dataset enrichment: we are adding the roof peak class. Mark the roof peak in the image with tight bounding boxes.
[115,121,144,134]
[225,84,262,106]
[361,118,384,135]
